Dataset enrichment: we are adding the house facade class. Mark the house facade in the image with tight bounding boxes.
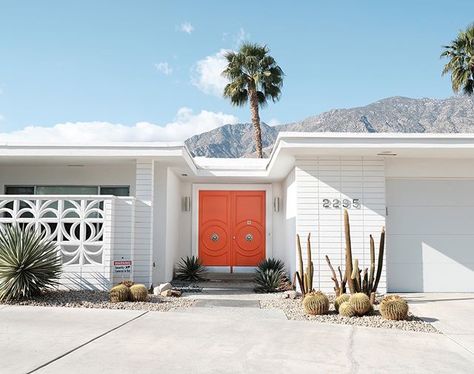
[1,133,473,293]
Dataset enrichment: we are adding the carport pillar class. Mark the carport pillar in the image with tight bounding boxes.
[133,159,154,287]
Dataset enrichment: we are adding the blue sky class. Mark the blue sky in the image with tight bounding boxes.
[0,0,473,142]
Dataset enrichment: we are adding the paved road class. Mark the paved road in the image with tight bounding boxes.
[1,303,473,374]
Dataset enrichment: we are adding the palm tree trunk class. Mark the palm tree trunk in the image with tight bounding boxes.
[249,87,263,158]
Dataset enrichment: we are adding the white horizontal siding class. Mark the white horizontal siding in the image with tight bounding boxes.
[296,157,386,294]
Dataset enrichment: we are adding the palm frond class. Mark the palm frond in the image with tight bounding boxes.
[441,24,474,95]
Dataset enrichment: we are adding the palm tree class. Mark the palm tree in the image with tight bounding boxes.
[222,43,284,158]
[441,24,474,95]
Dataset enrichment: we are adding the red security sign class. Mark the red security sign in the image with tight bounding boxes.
[113,260,132,273]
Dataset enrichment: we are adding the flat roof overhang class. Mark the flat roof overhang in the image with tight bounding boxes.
[1,133,474,182]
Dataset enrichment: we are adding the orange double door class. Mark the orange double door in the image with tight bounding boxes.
[199,190,266,267]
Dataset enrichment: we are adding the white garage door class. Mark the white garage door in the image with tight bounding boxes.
[386,179,474,292]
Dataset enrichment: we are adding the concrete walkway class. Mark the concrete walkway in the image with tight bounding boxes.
[402,293,474,355]
[1,304,473,374]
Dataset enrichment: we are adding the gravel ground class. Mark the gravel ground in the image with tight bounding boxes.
[0,290,195,312]
[260,296,438,333]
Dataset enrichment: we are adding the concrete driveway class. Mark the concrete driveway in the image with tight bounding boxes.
[1,304,474,374]
[402,293,474,355]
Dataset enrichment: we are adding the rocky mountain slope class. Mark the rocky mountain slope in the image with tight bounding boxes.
[185,96,474,158]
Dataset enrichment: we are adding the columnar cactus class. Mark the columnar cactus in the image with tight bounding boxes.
[341,209,385,299]
[339,301,356,317]
[302,291,329,315]
[349,292,371,316]
[110,284,130,303]
[334,293,350,312]
[129,284,148,302]
[380,295,409,320]
[295,233,314,296]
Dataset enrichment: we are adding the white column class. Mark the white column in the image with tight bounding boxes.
[134,160,154,286]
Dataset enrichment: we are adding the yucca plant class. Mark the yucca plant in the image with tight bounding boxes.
[254,258,287,293]
[175,256,205,281]
[0,225,62,301]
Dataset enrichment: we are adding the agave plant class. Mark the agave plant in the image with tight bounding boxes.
[0,225,62,301]
[254,258,287,293]
[175,256,205,281]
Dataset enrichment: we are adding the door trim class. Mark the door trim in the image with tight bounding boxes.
[192,184,273,263]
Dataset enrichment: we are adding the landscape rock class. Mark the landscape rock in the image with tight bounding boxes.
[156,283,172,294]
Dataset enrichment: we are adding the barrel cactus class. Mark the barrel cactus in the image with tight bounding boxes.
[334,294,350,312]
[349,292,371,316]
[380,295,409,320]
[130,284,148,302]
[302,291,329,315]
[120,280,134,288]
[110,284,130,303]
[339,301,356,317]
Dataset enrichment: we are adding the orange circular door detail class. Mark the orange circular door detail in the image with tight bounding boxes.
[199,190,265,267]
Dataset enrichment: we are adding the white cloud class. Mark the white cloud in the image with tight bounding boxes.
[0,108,239,143]
[155,62,173,75]
[179,22,194,34]
[192,49,230,96]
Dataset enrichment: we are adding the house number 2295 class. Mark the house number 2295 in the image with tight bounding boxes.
[322,198,361,209]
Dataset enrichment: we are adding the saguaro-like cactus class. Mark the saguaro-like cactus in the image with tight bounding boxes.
[295,233,314,296]
[344,210,356,294]
[343,210,385,300]
[325,255,346,296]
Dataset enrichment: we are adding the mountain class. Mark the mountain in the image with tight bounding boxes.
[184,96,474,158]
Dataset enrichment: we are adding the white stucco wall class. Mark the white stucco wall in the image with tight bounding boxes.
[295,157,386,293]
[151,165,190,285]
[274,169,297,278]
[0,164,136,194]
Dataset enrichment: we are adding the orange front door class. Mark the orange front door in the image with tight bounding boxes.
[199,190,266,267]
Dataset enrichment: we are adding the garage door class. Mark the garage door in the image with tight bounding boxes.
[386,179,474,292]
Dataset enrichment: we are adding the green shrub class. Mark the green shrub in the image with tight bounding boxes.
[175,256,205,281]
[0,225,62,301]
[254,258,286,293]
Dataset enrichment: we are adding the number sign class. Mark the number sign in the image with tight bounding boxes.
[322,198,361,209]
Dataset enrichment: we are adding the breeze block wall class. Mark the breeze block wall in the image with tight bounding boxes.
[295,157,386,293]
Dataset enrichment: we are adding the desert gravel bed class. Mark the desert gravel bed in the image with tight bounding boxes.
[0,290,195,312]
[260,296,438,333]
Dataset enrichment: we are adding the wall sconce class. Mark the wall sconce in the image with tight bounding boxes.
[273,197,280,213]
[182,196,191,212]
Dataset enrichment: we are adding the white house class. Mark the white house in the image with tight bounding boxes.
[1,132,473,293]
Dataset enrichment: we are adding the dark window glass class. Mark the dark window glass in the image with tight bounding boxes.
[5,186,35,195]
[99,186,130,196]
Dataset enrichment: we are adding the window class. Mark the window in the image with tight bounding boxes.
[99,186,130,196]
[5,186,35,195]
[5,185,130,197]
